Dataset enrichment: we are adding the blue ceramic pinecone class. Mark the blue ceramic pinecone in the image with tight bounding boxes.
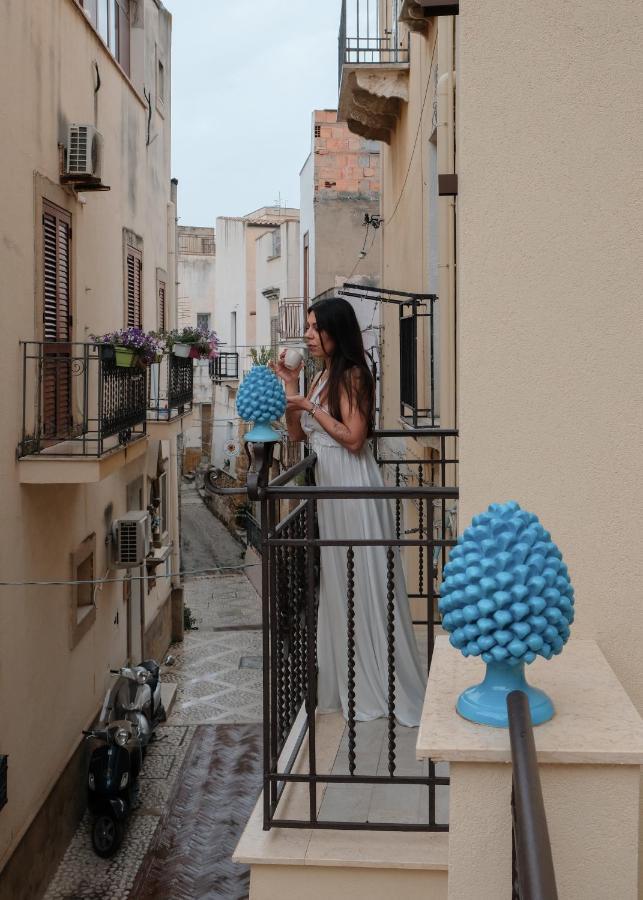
[439,501,574,667]
[236,365,286,424]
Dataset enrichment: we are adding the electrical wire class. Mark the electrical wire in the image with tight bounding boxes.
[0,562,262,589]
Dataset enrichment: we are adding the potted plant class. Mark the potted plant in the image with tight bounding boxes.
[91,328,162,368]
[165,326,220,360]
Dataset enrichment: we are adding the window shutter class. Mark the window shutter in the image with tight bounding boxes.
[42,201,72,440]
[126,247,142,328]
[158,281,166,332]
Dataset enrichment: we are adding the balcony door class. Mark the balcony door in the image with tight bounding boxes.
[42,201,72,443]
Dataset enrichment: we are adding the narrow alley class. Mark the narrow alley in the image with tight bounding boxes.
[44,485,263,900]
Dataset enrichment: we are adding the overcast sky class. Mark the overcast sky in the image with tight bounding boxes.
[162,0,343,226]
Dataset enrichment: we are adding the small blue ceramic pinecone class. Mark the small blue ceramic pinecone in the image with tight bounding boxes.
[236,365,286,424]
[439,501,574,667]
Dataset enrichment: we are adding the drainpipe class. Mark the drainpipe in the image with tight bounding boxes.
[437,17,456,433]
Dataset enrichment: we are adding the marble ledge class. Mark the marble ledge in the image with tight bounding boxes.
[417,636,643,766]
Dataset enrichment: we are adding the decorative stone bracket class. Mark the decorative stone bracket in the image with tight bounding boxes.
[339,66,410,144]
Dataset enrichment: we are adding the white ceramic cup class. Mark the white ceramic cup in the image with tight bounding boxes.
[283,348,304,370]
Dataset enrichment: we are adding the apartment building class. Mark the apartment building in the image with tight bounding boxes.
[177,225,216,466]
[210,207,299,477]
[0,2,188,896]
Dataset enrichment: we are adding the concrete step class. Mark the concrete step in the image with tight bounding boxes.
[234,710,449,899]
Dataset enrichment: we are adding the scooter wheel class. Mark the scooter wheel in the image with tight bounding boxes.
[91,814,124,858]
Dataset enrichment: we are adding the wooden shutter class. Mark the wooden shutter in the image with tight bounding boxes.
[158,280,166,332]
[42,201,72,441]
[126,246,142,327]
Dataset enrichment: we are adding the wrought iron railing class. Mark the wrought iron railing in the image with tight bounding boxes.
[340,283,438,428]
[508,691,558,900]
[205,428,458,832]
[339,0,410,87]
[18,341,147,458]
[148,352,194,421]
[278,300,306,342]
[209,352,239,383]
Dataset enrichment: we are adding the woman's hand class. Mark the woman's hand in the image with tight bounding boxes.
[286,394,311,413]
[269,350,303,388]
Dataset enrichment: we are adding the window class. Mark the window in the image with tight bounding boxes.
[271,228,281,258]
[197,313,211,332]
[126,245,142,328]
[303,232,310,304]
[158,280,166,332]
[314,124,321,138]
[78,0,130,75]
[70,534,97,648]
[42,201,72,442]
[230,311,237,351]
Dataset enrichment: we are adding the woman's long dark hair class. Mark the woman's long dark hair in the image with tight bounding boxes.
[309,296,375,436]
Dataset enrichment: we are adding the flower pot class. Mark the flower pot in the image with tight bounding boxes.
[98,344,115,362]
[114,347,137,368]
[456,660,554,728]
[173,343,191,358]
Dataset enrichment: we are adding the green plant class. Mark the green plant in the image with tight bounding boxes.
[183,605,198,631]
[249,346,274,366]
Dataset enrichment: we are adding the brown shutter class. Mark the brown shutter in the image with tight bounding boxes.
[126,246,142,328]
[158,281,166,332]
[42,201,72,441]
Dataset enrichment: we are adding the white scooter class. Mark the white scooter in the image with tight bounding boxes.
[106,657,174,748]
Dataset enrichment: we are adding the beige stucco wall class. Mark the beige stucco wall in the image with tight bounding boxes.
[456,0,643,884]
[375,19,458,434]
[0,0,177,873]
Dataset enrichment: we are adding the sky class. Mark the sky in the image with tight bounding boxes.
[162,0,343,226]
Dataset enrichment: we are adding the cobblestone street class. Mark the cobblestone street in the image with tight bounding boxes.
[44,485,263,900]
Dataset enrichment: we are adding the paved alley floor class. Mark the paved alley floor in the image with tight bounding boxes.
[44,484,263,900]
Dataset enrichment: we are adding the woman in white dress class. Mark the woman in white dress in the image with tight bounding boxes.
[272,297,426,727]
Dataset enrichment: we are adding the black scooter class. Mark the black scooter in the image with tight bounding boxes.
[84,656,173,857]
[83,719,143,857]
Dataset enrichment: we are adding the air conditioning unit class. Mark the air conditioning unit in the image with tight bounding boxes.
[66,124,103,179]
[112,512,151,569]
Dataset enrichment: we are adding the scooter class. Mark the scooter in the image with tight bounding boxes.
[84,719,143,857]
[84,656,174,857]
[111,659,169,748]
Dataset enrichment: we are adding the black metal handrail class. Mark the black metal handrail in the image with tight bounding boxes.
[18,341,147,458]
[147,352,194,422]
[209,352,239,383]
[508,691,558,900]
[339,0,410,88]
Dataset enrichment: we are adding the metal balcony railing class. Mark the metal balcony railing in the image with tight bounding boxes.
[148,353,194,422]
[205,428,459,832]
[278,300,306,342]
[18,341,147,458]
[339,0,409,87]
[340,282,438,429]
[209,352,239,383]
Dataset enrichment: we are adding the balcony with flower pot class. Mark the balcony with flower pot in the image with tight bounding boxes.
[338,0,410,143]
[146,327,219,436]
[17,334,153,483]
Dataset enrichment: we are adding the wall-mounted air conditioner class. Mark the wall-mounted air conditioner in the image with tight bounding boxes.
[66,124,103,179]
[111,512,151,568]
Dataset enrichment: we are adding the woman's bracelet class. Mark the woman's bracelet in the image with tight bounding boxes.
[309,400,321,418]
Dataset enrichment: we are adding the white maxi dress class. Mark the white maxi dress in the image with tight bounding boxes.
[301,380,426,727]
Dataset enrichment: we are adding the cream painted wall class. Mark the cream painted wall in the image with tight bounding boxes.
[0,0,176,870]
[379,23,441,429]
[456,0,643,883]
[255,220,301,350]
